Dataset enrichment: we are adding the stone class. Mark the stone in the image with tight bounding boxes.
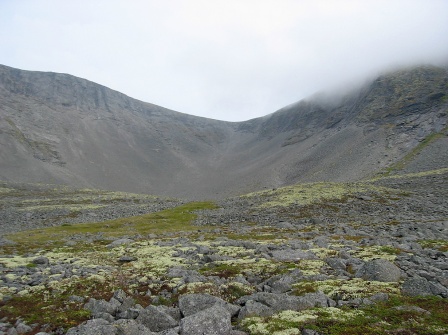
[179,305,231,335]
[6,328,18,335]
[157,306,182,322]
[107,238,134,249]
[66,319,118,335]
[326,258,347,271]
[179,293,240,317]
[269,273,301,294]
[136,305,178,332]
[369,293,389,302]
[117,297,136,313]
[302,329,322,335]
[32,256,49,265]
[402,277,433,296]
[355,259,402,282]
[113,319,154,335]
[118,256,137,263]
[113,289,128,303]
[84,298,117,316]
[96,312,115,323]
[238,300,274,319]
[116,308,140,320]
[156,328,179,335]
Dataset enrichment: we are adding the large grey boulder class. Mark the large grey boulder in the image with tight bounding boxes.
[136,305,178,332]
[326,258,347,271]
[113,319,155,335]
[179,305,232,335]
[268,271,302,294]
[66,319,118,335]
[402,277,433,296]
[355,259,402,282]
[179,293,240,317]
[84,298,118,316]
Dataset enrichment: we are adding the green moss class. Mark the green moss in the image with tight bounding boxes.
[4,202,217,254]
[309,295,448,335]
[418,240,448,252]
[200,263,243,278]
[293,278,400,300]
[241,296,448,335]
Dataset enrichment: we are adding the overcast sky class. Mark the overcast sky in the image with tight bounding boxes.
[1,1,447,121]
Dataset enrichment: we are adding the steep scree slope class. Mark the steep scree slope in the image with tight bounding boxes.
[0,64,447,199]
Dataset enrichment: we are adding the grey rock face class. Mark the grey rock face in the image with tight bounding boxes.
[66,319,118,335]
[356,259,402,282]
[179,305,232,335]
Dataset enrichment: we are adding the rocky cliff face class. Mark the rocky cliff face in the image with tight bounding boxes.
[0,64,447,198]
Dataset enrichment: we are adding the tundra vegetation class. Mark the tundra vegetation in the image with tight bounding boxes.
[0,168,447,334]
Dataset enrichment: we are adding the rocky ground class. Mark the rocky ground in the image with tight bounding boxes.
[0,168,447,334]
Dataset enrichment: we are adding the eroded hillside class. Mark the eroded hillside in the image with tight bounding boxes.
[1,64,447,199]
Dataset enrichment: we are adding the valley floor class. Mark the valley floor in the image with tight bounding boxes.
[0,169,447,334]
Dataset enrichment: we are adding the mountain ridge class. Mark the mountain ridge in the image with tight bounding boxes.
[0,64,447,199]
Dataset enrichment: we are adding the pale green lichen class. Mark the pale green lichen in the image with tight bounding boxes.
[243,181,394,207]
[242,307,364,335]
[350,245,400,261]
[309,247,339,259]
[294,278,400,300]
[215,245,255,258]
[296,260,325,275]
[0,255,32,268]
[0,187,13,193]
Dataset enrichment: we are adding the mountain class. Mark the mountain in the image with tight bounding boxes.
[0,64,447,199]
